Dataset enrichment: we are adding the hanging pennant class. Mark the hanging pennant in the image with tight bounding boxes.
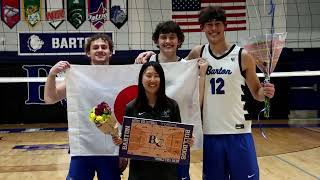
[23,0,41,27]
[1,0,20,29]
[67,0,85,29]
[110,0,127,29]
[88,0,108,29]
[45,0,65,29]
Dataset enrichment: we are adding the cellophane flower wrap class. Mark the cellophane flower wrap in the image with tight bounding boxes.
[240,32,287,118]
[89,101,118,136]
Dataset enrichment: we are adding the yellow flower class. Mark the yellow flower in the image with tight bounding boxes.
[96,115,104,123]
[101,114,109,121]
[89,113,96,122]
[88,102,113,124]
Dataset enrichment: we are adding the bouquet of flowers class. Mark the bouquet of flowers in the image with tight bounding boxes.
[240,32,287,118]
[89,101,119,137]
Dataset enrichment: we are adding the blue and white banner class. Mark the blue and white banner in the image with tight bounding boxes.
[66,60,203,156]
[18,32,113,55]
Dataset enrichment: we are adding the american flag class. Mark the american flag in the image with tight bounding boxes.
[172,0,246,32]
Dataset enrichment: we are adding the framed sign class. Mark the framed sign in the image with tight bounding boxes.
[120,116,193,165]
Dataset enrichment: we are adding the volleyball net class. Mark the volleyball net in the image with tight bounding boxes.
[0,0,319,52]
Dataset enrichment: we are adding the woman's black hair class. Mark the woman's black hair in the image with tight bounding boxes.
[134,61,169,109]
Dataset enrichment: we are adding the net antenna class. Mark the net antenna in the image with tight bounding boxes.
[249,0,263,35]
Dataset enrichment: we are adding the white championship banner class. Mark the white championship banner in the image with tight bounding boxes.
[66,60,203,156]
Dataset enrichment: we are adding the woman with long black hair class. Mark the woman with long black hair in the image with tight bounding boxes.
[125,61,182,180]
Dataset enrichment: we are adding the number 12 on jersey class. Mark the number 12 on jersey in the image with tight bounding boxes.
[210,78,225,94]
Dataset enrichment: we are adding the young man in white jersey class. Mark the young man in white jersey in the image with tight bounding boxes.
[44,34,123,180]
[186,6,275,180]
[136,5,275,180]
[134,20,207,180]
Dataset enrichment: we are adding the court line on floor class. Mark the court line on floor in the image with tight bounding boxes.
[252,124,320,128]
[273,154,319,179]
[258,146,320,158]
[0,164,69,173]
[304,127,320,133]
[261,144,319,179]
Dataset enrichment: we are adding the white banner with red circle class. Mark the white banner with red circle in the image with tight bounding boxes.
[66,60,202,156]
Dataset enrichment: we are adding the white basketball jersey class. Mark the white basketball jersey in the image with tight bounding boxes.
[202,44,251,134]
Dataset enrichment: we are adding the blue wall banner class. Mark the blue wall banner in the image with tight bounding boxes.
[110,0,128,29]
[18,32,113,55]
